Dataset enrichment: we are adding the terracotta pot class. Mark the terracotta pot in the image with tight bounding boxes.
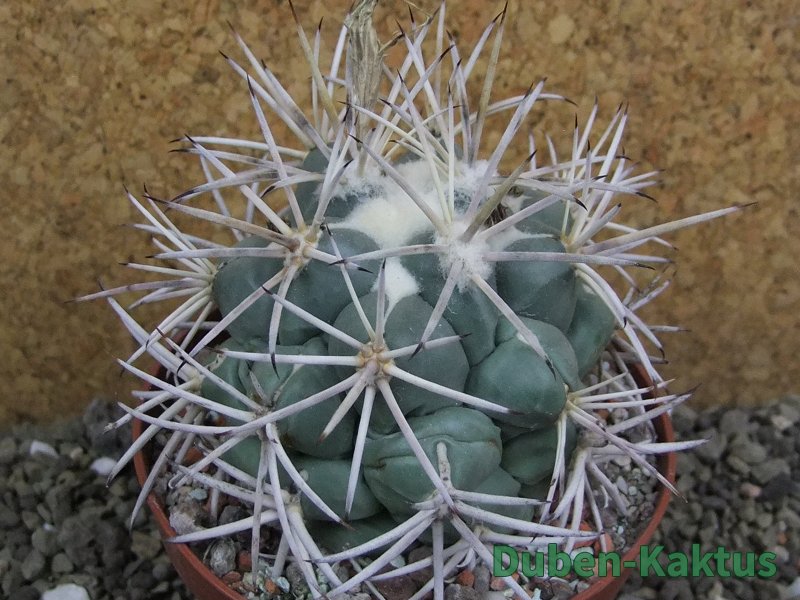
[132,362,675,600]
[571,408,676,600]
[132,424,243,600]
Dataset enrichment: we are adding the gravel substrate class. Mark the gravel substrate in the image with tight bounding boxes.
[0,400,188,600]
[1,396,798,600]
[620,395,800,600]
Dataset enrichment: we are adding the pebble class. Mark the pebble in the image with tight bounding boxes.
[739,482,762,498]
[28,440,59,460]
[31,526,58,557]
[131,529,162,561]
[473,565,491,594]
[753,457,790,484]
[785,576,800,599]
[0,437,17,464]
[51,553,74,574]
[20,548,45,580]
[771,414,793,431]
[21,510,42,531]
[778,403,800,424]
[41,583,91,600]
[208,538,237,576]
[88,457,117,477]
[694,432,726,463]
[725,454,750,475]
[728,438,768,464]
[762,472,797,502]
[718,408,749,435]
[221,571,241,584]
[445,583,480,600]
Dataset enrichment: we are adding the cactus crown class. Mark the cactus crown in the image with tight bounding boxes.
[82,1,740,598]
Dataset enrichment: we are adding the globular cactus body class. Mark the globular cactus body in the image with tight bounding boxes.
[82,2,741,597]
[199,149,605,549]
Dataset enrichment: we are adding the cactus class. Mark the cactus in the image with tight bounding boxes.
[80,2,743,598]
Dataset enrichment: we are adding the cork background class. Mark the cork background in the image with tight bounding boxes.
[1,0,797,424]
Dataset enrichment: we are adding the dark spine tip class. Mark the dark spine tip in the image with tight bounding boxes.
[170,189,193,203]
[545,357,557,379]
[636,191,657,203]
[288,0,299,21]
[176,359,190,377]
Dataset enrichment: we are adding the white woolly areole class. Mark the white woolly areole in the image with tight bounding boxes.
[381,257,420,314]
[454,159,492,201]
[436,220,493,290]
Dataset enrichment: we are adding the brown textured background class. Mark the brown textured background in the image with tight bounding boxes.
[1,0,797,424]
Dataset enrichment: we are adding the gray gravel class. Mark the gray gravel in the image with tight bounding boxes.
[621,395,800,600]
[0,399,189,600]
[1,395,798,599]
